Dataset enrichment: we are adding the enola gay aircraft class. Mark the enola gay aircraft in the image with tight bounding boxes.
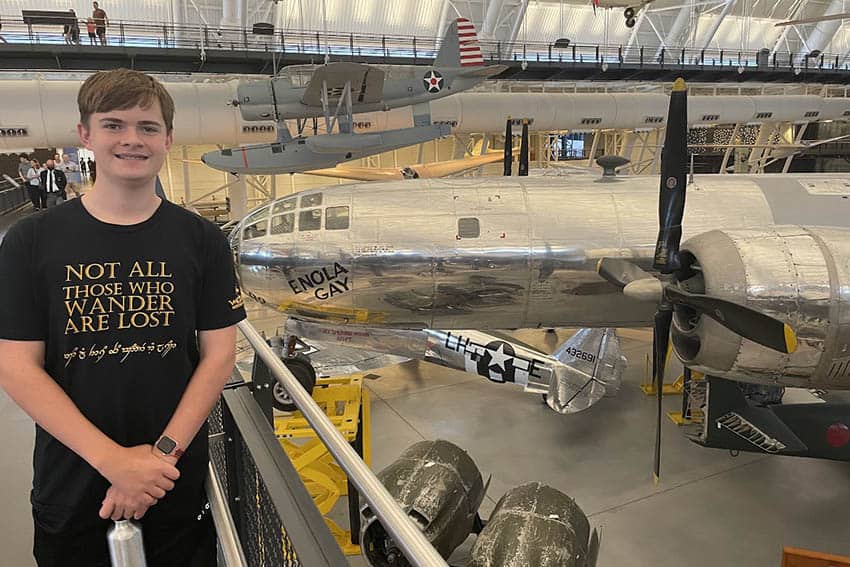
[231,80,850,473]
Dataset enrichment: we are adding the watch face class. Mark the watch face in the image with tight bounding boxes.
[157,436,177,454]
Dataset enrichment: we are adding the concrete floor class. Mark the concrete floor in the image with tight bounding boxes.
[2,205,850,566]
[248,303,850,566]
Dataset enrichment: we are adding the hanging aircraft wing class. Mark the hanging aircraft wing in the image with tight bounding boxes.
[300,62,386,107]
[304,150,506,182]
[304,166,410,182]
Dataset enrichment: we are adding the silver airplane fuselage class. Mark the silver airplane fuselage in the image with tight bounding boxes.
[233,174,850,328]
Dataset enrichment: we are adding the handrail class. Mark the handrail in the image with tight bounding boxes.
[1,13,849,72]
[205,463,247,567]
[236,320,449,567]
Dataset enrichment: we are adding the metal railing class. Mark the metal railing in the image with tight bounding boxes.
[237,320,449,567]
[0,175,27,215]
[208,373,348,567]
[206,462,248,567]
[2,13,850,73]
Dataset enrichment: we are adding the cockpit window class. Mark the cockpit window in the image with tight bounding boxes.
[270,213,295,234]
[242,219,268,240]
[326,206,350,230]
[300,193,323,208]
[299,209,322,231]
[244,206,269,226]
[272,198,296,214]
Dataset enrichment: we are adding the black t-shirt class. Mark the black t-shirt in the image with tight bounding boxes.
[0,198,246,533]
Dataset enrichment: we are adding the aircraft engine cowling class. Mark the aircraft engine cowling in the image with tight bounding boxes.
[235,79,276,121]
[671,226,850,390]
[468,482,598,567]
[360,440,486,566]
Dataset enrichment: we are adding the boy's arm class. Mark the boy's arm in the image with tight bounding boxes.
[101,324,236,519]
[154,325,237,460]
[0,339,180,518]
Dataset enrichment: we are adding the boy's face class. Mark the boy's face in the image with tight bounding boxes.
[78,101,173,186]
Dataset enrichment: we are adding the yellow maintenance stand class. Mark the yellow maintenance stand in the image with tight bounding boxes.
[640,353,705,425]
[273,374,371,556]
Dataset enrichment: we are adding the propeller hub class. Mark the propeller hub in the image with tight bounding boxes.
[623,279,664,303]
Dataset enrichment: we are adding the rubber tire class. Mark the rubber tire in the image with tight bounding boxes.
[624,7,635,19]
[273,354,317,412]
[626,16,636,27]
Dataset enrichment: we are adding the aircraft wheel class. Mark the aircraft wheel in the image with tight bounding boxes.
[624,7,635,19]
[626,17,637,27]
[272,354,317,412]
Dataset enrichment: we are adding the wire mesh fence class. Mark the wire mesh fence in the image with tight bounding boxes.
[208,382,346,567]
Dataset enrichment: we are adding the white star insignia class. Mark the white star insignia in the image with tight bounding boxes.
[487,343,511,371]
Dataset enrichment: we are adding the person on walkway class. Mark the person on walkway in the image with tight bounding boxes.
[26,159,44,211]
[86,18,96,45]
[80,156,88,179]
[88,157,97,182]
[0,68,246,567]
[58,154,82,198]
[92,2,107,46]
[40,160,67,208]
[19,155,37,209]
[18,154,31,186]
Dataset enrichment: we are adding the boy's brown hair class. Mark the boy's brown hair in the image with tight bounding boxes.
[78,69,175,132]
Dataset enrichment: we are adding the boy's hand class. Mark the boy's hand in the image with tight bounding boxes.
[100,485,157,520]
[97,444,179,519]
[151,444,179,467]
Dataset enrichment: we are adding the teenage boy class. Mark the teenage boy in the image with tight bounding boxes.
[0,69,246,566]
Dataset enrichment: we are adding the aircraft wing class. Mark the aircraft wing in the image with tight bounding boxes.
[300,62,386,107]
[304,151,505,182]
[296,338,411,377]
[305,166,406,181]
[410,151,505,178]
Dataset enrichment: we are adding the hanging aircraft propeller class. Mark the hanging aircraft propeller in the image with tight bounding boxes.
[504,117,513,177]
[503,117,530,177]
[519,119,530,177]
[595,78,798,483]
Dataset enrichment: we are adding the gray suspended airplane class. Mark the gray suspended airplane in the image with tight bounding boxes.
[230,82,850,471]
[201,18,506,175]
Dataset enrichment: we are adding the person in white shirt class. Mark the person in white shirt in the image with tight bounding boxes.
[26,160,44,211]
[59,154,83,198]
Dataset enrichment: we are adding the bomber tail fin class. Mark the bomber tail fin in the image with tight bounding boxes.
[435,18,485,68]
[545,329,627,414]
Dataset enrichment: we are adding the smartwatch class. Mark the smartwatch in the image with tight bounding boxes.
[155,435,184,459]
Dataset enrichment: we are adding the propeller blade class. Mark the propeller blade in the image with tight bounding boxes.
[665,287,798,354]
[519,119,530,176]
[653,308,673,483]
[653,78,688,273]
[596,258,653,289]
[504,117,513,176]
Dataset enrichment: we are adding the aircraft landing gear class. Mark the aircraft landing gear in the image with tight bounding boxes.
[624,6,635,19]
[272,351,317,412]
[626,16,637,27]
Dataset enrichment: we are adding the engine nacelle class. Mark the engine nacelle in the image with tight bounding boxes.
[468,482,598,567]
[360,440,485,566]
[672,226,850,390]
[236,79,276,121]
